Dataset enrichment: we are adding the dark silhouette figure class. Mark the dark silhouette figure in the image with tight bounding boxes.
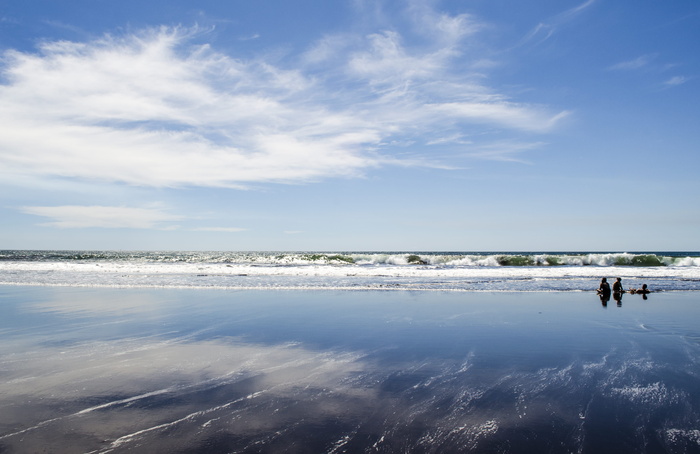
[629,284,651,300]
[629,284,651,295]
[597,278,611,296]
[612,277,624,293]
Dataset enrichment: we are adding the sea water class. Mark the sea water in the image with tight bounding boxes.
[1,250,699,291]
[1,251,700,453]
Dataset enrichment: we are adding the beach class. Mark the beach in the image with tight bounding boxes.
[2,285,699,453]
[3,0,699,451]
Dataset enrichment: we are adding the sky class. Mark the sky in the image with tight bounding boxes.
[1,0,698,252]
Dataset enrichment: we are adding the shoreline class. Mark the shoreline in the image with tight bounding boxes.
[2,281,694,292]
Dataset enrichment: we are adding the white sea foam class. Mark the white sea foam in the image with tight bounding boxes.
[665,429,700,446]
[610,382,676,406]
[1,251,699,291]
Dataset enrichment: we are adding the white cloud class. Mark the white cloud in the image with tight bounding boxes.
[609,54,656,71]
[239,33,260,41]
[664,76,688,86]
[559,0,596,21]
[192,227,247,232]
[519,0,596,47]
[0,28,378,188]
[406,1,481,44]
[431,102,570,132]
[21,205,182,229]
[465,140,546,163]
[0,15,566,189]
[608,55,690,89]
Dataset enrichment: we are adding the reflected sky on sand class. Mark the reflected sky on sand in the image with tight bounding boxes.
[1,287,700,453]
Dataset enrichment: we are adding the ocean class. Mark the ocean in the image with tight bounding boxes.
[1,250,700,291]
[1,251,700,453]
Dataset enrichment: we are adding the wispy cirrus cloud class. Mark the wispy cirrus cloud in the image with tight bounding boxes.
[20,205,249,231]
[465,141,547,163]
[20,205,182,229]
[608,54,690,89]
[0,10,567,190]
[519,0,596,47]
[664,75,689,87]
[608,54,657,71]
[192,227,247,233]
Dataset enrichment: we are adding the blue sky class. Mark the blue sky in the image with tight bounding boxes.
[1,0,698,251]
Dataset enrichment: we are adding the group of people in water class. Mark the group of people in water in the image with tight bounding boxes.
[597,277,650,305]
[598,277,650,295]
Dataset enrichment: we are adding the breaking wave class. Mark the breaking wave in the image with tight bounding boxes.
[1,250,699,291]
[1,250,699,267]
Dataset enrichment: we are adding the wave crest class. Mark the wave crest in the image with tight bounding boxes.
[1,251,699,267]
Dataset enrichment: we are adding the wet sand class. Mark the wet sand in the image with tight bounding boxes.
[1,286,699,453]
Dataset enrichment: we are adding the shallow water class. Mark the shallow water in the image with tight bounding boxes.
[1,287,699,453]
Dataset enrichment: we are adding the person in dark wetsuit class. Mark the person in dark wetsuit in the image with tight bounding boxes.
[612,277,624,293]
[632,284,650,294]
[598,277,611,295]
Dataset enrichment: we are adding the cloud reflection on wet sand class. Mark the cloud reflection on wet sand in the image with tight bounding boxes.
[1,287,700,453]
